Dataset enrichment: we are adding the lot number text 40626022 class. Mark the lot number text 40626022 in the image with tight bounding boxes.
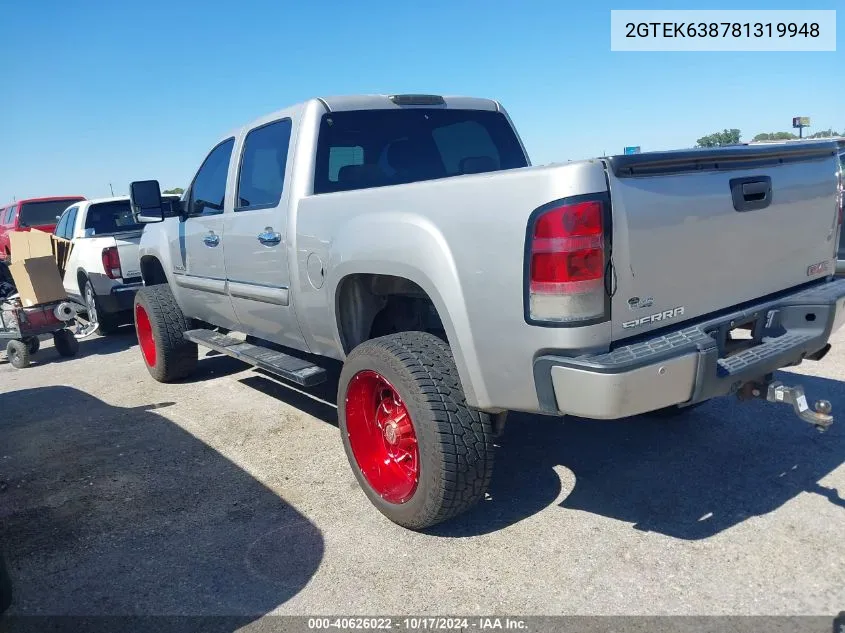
[307,617,528,630]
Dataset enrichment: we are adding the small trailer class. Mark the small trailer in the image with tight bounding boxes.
[0,297,79,369]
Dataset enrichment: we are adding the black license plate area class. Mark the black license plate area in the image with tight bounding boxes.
[708,315,764,359]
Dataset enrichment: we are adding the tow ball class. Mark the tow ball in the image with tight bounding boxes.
[738,380,833,432]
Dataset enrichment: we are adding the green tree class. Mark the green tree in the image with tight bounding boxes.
[807,129,841,139]
[696,129,741,147]
[752,132,798,141]
[163,187,184,195]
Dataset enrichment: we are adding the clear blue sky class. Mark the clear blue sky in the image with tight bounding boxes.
[0,0,841,203]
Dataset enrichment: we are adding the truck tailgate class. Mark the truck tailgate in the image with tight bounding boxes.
[113,231,142,280]
[82,232,143,281]
[605,142,842,341]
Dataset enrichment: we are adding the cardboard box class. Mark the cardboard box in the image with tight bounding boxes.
[9,229,55,262]
[9,256,68,308]
[6,230,68,308]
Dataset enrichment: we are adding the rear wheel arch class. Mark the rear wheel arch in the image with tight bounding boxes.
[334,271,482,408]
[76,269,89,295]
[335,273,449,353]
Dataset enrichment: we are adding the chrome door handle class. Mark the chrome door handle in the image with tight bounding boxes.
[203,232,220,247]
[257,228,281,246]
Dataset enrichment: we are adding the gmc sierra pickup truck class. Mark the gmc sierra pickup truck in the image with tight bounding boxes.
[129,94,845,530]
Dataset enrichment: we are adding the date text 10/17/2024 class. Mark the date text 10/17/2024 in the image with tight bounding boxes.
[307,617,527,630]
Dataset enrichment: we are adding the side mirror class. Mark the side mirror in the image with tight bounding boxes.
[130,180,165,223]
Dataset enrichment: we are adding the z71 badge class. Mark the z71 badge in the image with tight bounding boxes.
[622,306,685,330]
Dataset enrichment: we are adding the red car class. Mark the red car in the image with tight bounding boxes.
[0,196,86,261]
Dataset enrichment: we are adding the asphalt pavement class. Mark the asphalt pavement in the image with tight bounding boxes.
[1,324,844,619]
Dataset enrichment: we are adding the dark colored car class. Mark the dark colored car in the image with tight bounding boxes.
[0,196,86,262]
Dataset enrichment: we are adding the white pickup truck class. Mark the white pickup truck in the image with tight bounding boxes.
[129,94,845,530]
[53,195,179,334]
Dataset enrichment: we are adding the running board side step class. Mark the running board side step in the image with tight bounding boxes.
[183,329,327,387]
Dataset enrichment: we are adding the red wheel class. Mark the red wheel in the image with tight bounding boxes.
[135,303,156,368]
[338,332,495,530]
[133,284,197,382]
[345,370,419,504]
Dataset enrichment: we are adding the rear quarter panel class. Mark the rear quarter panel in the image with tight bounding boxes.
[293,161,613,411]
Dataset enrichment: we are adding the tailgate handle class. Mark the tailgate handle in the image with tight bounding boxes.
[730,176,772,212]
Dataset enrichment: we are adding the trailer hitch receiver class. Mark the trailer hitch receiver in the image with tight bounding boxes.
[738,379,833,432]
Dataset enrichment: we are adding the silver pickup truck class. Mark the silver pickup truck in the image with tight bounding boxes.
[129,94,845,530]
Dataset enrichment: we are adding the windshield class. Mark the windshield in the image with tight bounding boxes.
[84,200,144,235]
[19,199,82,227]
[313,109,528,194]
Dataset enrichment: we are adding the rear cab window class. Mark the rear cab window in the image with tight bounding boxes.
[313,109,528,194]
[84,200,144,235]
[19,199,82,228]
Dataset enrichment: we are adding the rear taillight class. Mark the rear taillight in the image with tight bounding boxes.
[102,246,122,279]
[527,198,608,324]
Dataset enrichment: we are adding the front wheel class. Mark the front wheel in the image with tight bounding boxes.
[338,331,495,530]
[134,284,197,382]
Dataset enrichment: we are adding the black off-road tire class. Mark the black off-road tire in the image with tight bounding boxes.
[53,329,79,357]
[27,337,40,355]
[338,331,495,530]
[134,284,197,382]
[6,340,30,369]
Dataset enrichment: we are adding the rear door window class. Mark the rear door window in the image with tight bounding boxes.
[54,209,71,238]
[63,207,79,238]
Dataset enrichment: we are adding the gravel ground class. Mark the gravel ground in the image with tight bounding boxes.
[1,324,844,619]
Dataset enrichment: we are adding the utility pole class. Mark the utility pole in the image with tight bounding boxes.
[109,183,114,196]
